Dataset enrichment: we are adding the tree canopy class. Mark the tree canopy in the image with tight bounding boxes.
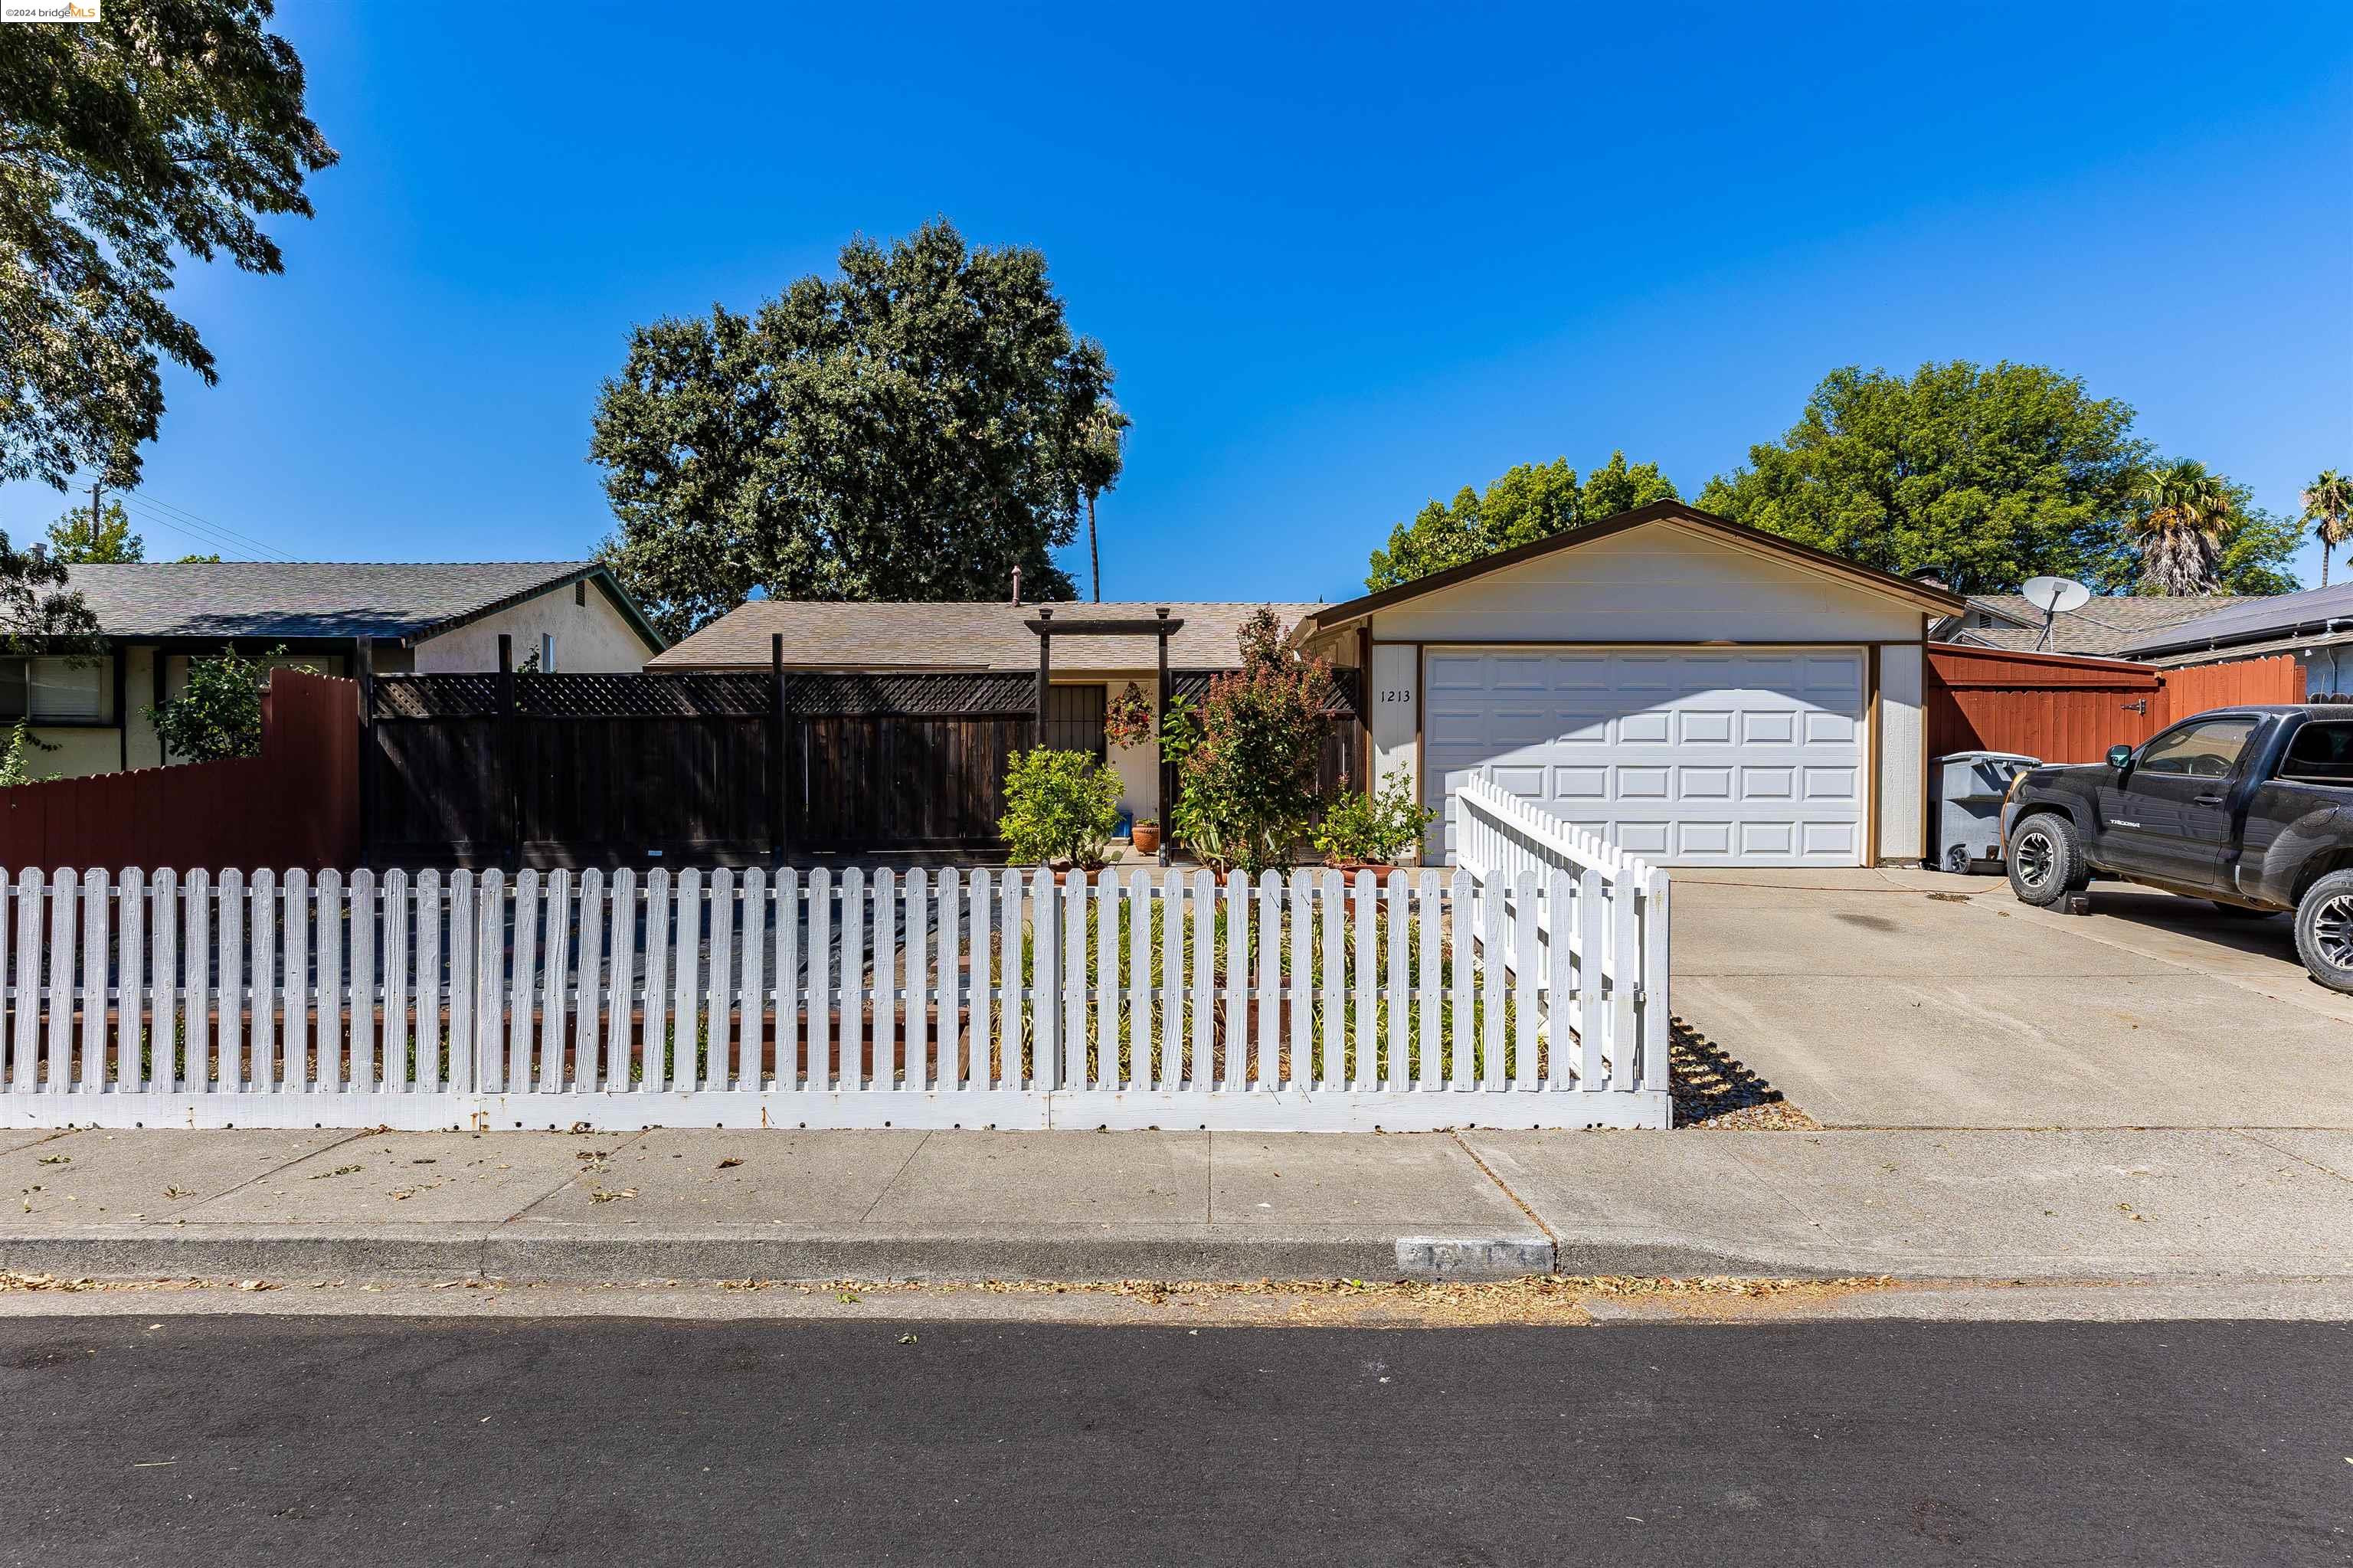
[591,220,1118,640]
[0,2,335,490]
[47,497,142,563]
[1695,360,2303,598]
[1696,362,2144,597]
[1364,451,1679,591]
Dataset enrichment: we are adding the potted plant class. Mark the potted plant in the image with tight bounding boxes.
[1131,816,1161,856]
[1313,768,1438,876]
[997,746,1124,880]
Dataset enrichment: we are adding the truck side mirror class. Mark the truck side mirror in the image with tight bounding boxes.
[2106,744,2134,770]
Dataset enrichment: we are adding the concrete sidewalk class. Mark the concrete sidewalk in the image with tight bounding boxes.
[5,1124,2350,1285]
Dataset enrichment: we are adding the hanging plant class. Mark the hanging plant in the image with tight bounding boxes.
[1103,681,1154,748]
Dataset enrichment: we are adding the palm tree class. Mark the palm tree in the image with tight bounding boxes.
[2129,459,2233,596]
[2302,468,2352,589]
[1072,401,1131,603]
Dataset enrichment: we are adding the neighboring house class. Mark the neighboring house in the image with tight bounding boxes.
[1936,592,2260,659]
[2109,582,2353,696]
[1287,500,1962,869]
[650,600,1324,826]
[22,561,664,779]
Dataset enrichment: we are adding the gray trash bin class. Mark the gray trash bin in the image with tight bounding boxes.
[1931,751,2042,872]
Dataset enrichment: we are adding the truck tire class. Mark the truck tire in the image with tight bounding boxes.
[2293,869,2353,995]
[2007,813,2087,907]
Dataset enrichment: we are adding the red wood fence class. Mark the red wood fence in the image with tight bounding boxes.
[0,670,359,871]
[1926,646,2304,763]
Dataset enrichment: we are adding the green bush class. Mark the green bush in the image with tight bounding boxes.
[998,747,1123,868]
[145,644,316,764]
[1312,768,1437,866]
[1170,607,1333,875]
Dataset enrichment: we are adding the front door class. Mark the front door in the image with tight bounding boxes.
[2098,715,2260,885]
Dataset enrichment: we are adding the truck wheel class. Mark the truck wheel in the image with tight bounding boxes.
[2293,870,2353,995]
[2007,813,2086,907]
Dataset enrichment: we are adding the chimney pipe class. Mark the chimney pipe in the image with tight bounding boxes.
[1010,566,1022,607]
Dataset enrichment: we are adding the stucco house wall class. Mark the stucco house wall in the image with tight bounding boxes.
[417,581,656,673]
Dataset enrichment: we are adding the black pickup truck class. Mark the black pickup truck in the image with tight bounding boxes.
[2000,703,2353,993]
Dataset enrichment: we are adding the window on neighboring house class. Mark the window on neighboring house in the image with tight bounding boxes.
[0,655,113,722]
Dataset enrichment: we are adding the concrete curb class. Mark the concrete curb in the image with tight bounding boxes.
[2,1227,1556,1285]
[10,1226,2345,1285]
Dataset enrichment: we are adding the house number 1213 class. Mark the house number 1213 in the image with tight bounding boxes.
[1379,689,1412,703]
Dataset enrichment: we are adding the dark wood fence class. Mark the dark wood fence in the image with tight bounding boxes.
[367,667,1364,868]
[0,670,359,872]
[366,670,1039,866]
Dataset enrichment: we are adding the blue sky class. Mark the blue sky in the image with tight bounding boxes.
[5,2,2348,604]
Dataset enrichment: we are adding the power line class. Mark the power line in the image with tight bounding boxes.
[123,489,296,561]
[117,490,298,562]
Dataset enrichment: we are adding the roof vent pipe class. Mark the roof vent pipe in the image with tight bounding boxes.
[1910,567,1949,591]
[1010,566,1022,607]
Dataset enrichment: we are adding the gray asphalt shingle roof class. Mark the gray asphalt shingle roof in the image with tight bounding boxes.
[1959,593,2258,658]
[59,561,607,643]
[650,601,1325,673]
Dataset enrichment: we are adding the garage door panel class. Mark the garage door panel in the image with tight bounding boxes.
[1803,710,1857,744]
[1553,765,1608,800]
[1675,709,1735,745]
[1616,766,1671,800]
[1804,823,1859,856]
[1618,710,1671,745]
[1428,646,1866,868]
[1678,767,1733,800]
[1803,765,1857,799]
[1677,820,1734,856]
[1615,821,1673,856]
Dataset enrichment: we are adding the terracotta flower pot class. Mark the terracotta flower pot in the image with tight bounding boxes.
[1132,822,1162,855]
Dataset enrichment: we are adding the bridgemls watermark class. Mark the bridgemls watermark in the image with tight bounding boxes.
[2,0,100,19]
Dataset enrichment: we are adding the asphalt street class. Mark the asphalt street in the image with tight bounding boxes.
[1,1314,2345,1566]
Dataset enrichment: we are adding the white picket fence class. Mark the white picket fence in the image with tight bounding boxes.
[0,845,1670,1132]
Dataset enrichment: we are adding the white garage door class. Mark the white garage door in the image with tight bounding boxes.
[1424,647,1868,867]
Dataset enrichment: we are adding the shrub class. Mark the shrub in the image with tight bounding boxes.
[1170,607,1333,876]
[146,644,313,763]
[0,719,57,788]
[1312,768,1438,866]
[998,747,1123,869]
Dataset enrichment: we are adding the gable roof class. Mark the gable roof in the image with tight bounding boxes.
[1292,500,1965,638]
[648,601,1324,673]
[2119,581,2353,660]
[1954,593,2260,658]
[58,561,666,650]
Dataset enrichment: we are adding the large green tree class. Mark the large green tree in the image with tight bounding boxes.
[591,220,1118,639]
[1697,362,2145,597]
[0,2,335,490]
[1364,451,1679,591]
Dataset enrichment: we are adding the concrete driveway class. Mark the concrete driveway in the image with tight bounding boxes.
[1672,867,2353,1129]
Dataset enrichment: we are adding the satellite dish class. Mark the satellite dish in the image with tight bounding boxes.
[2020,576,2091,652]
[2021,576,2092,615]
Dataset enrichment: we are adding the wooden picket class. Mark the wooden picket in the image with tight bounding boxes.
[0,842,1670,1130]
